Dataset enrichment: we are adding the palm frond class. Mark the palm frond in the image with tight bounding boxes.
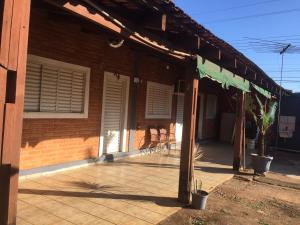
[267,101,278,124]
[264,101,278,131]
[245,94,258,123]
[249,109,258,124]
[253,94,278,134]
[255,94,265,117]
[193,143,204,161]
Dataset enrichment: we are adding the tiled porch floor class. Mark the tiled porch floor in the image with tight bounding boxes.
[17,143,234,225]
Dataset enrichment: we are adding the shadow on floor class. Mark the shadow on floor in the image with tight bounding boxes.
[103,142,234,170]
[101,160,180,169]
[195,166,234,174]
[270,150,300,178]
[18,187,182,208]
[198,142,234,166]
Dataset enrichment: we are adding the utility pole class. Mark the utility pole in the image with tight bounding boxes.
[275,44,291,151]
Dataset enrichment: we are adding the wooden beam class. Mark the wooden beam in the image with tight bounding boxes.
[178,62,198,204]
[169,33,199,53]
[198,45,252,80]
[162,14,167,31]
[197,36,201,49]
[0,0,31,224]
[0,67,8,159]
[45,0,188,59]
[0,164,11,225]
[0,0,14,68]
[233,91,245,171]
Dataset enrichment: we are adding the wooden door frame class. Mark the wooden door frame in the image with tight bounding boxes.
[98,71,130,156]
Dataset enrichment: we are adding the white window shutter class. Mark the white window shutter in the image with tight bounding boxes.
[24,62,42,112]
[146,82,173,119]
[24,55,90,118]
[71,72,85,113]
[57,69,72,112]
[40,65,58,112]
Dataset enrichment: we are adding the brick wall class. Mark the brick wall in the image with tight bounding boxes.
[20,4,183,170]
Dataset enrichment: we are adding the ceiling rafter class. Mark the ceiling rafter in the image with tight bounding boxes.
[45,0,288,95]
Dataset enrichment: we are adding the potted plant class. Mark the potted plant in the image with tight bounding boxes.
[245,94,258,150]
[191,179,208,210]
[191,143,208,210]
[245,120,257,151]
[248,94,278,174]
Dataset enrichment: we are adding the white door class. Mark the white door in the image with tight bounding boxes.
[99,72,129,155]
[197,94,204,140]
[175,95,184,144]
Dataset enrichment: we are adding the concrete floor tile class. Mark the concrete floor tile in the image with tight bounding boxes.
[17,144,235,225]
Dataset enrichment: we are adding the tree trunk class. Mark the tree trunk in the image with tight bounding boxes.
[258,133,265,156]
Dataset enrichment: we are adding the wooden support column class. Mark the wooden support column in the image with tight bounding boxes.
[178,63,199,204]
[0,1,31,225]
[233,91,245,171]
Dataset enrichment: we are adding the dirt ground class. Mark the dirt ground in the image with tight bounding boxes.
[159,174,300,225]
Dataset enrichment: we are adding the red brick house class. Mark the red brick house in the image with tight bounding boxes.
[0,1,289,224]
[20,3,185,170]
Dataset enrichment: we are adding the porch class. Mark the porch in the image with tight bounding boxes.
[0,0,284,224]
[17,143,234,225]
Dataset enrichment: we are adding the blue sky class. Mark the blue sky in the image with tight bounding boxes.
[174,0,300,92]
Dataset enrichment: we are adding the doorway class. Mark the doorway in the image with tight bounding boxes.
[99,72,130,155]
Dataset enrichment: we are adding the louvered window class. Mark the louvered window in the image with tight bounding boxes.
[145,81,173,119]
[24,55,90,118]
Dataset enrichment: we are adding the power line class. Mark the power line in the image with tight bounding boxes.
[271,77,299,81]
[203,7,300,24]
[188,0,282,15]
[231,38,300,54]
[259,63,300,65]
[265,70,300,72]
[231,38,300,45]
[228,34,300,43]
[274,80,300,82]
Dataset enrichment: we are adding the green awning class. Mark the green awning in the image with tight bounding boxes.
[197,55,250,92]
[251,83,272,99]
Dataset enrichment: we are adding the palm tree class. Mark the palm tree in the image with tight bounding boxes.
[248,95,278,156]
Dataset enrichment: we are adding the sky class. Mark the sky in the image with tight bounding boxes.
[174,0,300,93]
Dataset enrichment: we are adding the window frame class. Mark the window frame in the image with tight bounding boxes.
[24,55,90,119]
[145,81,173,119]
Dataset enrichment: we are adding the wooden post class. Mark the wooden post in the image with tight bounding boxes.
[0,164,11,225]
[0,1,31,224]
[233,91,245,171]
[242,107,246,170]
[178,63,199,204]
